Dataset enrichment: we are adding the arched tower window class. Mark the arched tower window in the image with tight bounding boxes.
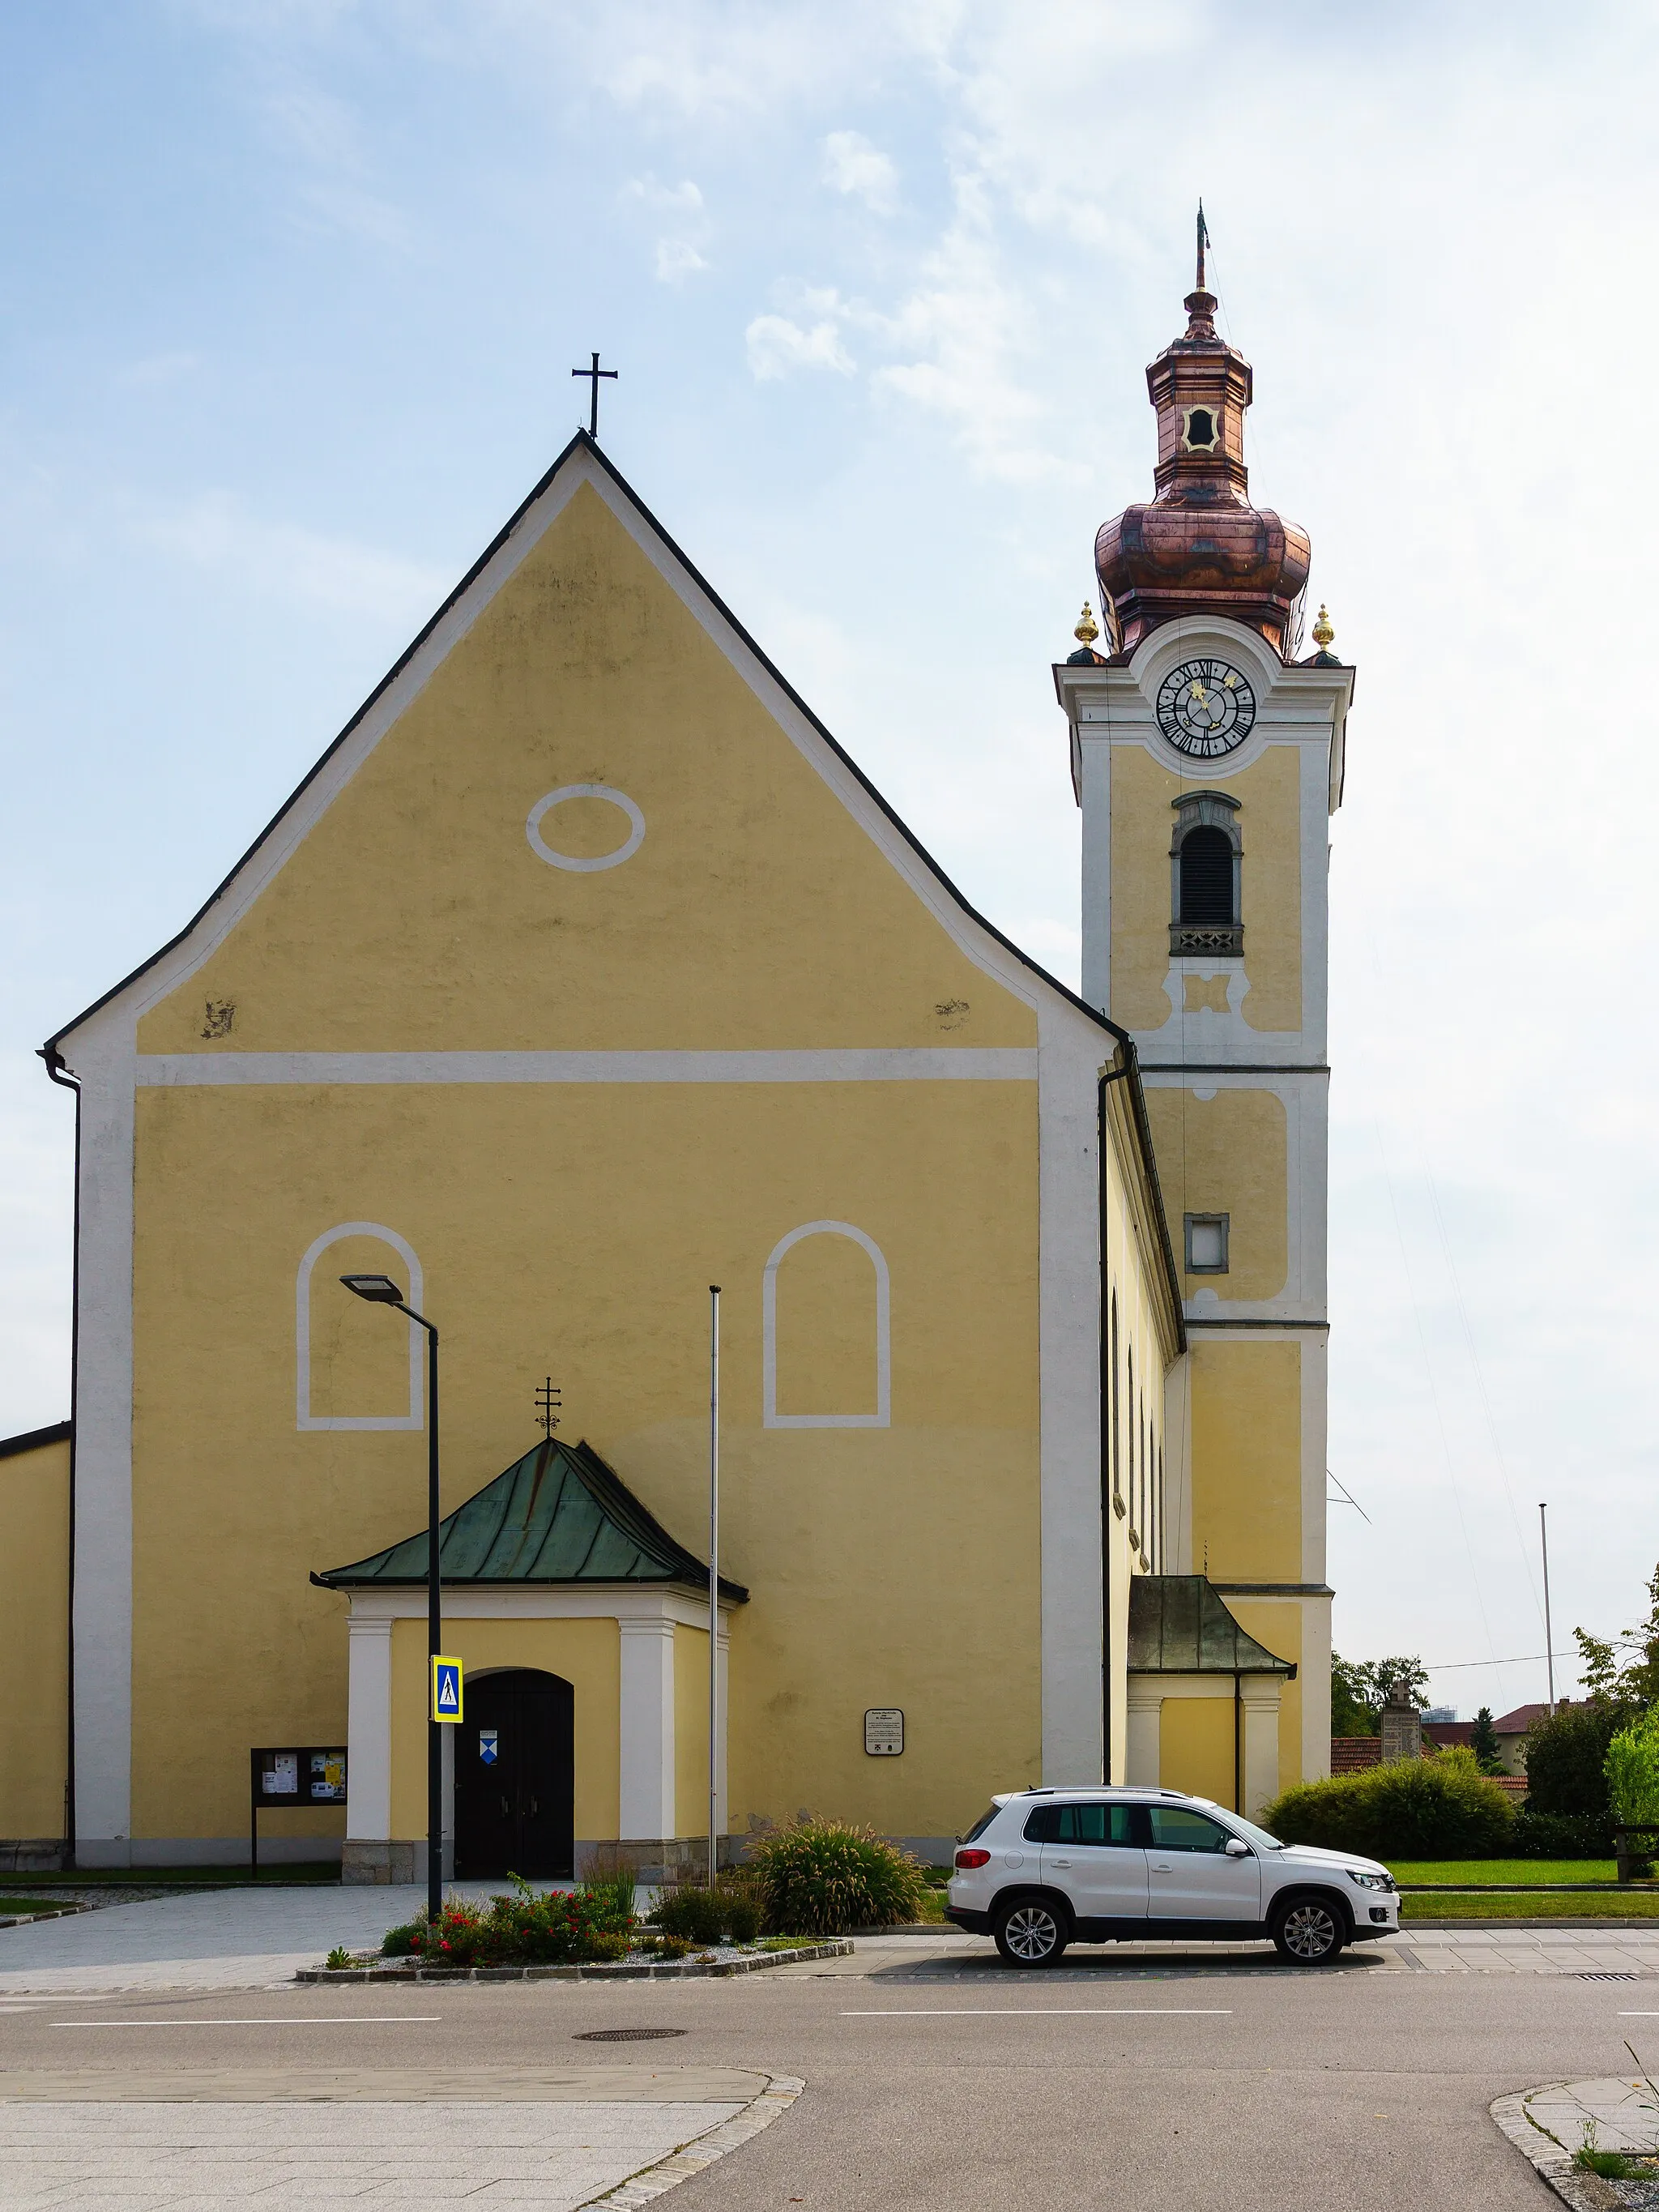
[1170,790,1242,956]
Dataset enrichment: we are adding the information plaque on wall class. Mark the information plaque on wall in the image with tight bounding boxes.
[864,1707,904,1756]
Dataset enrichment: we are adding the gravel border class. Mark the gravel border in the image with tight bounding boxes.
[295,1941,852,1983]
[589,2072,806,2210]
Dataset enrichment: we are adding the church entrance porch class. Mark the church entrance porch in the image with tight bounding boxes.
[454,1668,575,1880]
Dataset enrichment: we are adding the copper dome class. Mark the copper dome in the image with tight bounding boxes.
[1094,284,1310,659]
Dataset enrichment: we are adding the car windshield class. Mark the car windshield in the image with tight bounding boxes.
[959,1805,1002,1844]
[1224,1813,1285,1851]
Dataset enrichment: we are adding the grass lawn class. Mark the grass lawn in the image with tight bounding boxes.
[0,1866,341,1887]
[1387,1860,1619,1886]
[0,1899,78,1916]
[1401,1891,1659,1919]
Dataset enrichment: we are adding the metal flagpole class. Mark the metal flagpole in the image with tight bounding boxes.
[708,1287,721,1890]
[1539,1502,1555,1716]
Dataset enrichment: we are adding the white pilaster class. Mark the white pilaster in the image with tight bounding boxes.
[1239,1675,1283,1817]
[617,1616,676,1840]
[1124,1680,1162,1786]
[345,1615,393,1841]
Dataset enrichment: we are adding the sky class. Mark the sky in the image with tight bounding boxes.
[2,0,1654,1719]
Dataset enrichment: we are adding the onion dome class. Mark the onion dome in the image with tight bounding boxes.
[1094,241,1310,660]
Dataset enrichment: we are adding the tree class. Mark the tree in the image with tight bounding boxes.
[1574,1563,1659,1711]
[1525,1701,1623,1825]
[1329,1652,1430,1736]
[1470,1706,1504,1775]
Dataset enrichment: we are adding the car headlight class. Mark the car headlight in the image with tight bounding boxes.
[1346,1869,1392,1891]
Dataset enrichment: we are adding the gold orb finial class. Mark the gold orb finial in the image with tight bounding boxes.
[1311,603,1335,651]
[1074,601,1100,647]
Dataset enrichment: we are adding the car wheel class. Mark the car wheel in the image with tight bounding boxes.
[993,1898,1068,1966]
[1271,1895,1345,1964]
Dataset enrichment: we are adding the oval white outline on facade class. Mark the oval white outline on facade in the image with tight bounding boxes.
[296,1222,424,1431]
[761,1220,891,1430]
[525,784,646,873]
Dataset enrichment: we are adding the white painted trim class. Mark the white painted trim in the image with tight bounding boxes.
[65,1014,137,1850]
[1037,1003,1105,1787]
[345,1585,729,1629]
[136,1048,1037,1087]
[295,1223,424,1431]
[761,1221,890,1429]
[616,1617,676,1840]
[525,784,646,873]
[345,1616,394,1842]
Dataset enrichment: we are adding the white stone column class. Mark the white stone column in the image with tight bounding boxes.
[1125,1680,1162,1787]
[617,1616,676,1841]
[1239,1676,1283,1818]
[346,1613,393,1842]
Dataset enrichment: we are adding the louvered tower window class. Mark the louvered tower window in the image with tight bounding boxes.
[1179,826,1236,923]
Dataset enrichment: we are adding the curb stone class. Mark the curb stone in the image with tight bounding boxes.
[295,1941,852,1983]
[1491,2089,1627,2211]
[586,2073,806,2210]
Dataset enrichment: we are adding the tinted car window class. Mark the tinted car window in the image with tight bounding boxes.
[1024,1802,1138,1845]
[962,1805,1003,1844]
[1146,1807,1234,1853]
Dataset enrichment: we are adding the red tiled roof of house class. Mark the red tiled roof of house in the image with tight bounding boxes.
[1492,1701,1576,1734]
[1331,1736,1383,1774]
[1422,1721,1476,1749]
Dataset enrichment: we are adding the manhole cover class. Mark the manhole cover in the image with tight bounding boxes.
[1580,1972,1639,1981]
[574,2027,688,2042]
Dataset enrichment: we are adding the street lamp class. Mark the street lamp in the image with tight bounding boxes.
[341,1272,444,1924]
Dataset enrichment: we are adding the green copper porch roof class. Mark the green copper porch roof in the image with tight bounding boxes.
[312,1436,748,1600]
[1127,1576,1295,1676]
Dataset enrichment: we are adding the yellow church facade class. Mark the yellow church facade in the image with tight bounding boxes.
[4,268,1349,1877]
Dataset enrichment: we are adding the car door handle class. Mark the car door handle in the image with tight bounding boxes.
[1049,1857,1072,1867]
[1151,1860,1172,1871]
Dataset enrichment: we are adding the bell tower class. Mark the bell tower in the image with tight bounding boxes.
[1056,233,1354,1791]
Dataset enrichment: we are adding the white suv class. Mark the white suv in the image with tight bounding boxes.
[945,1788,1398,1966]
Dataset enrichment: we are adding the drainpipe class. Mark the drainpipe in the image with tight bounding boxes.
[39,1047,79,1872]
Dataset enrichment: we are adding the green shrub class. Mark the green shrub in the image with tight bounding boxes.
[1525,1702,1626,1819]
[383,1881,637,1967]
[1511,1807,1615,1857]
[741,1817,928,1936]
[723,1892,761,1945]
[1262,1748,1514,1859]
[650,1885,728,1946]
[1607,1708,1659,1827]
[578,1849,637,1931]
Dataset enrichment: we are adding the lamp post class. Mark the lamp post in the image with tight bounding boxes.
[341,1273,443,1924]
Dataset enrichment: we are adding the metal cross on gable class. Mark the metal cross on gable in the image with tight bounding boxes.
[535,1376,562,1439]
[571,351,618,438]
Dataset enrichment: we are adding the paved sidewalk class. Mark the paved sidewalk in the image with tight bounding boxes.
[0,1885,499,1997]
[0,2069,794,2212]
[1494,2076,1659,2210]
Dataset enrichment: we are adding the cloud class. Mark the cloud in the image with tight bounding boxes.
[744,313,856,381]
[625,176,709,284]
[139,493,450,623]
[656,238,709,282]
[821,129,899,213]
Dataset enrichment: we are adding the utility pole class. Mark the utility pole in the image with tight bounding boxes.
[1539,1501,1555,1716]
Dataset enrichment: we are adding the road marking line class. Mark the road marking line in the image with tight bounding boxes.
[840,2007,1231,2017]
[1619,2011,1659,2016]
[53,2017,443,2028]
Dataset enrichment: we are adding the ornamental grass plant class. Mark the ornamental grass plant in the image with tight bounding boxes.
[1261,1747,1514,1860]
[741,1817,928,1936]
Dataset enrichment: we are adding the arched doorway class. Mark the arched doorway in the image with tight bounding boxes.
[454,1668,575,1880]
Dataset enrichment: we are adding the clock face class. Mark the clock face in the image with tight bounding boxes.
[1156,659,1257,758]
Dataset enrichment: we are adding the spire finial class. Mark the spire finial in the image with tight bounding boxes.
[1074,601,1100,648]
[1311,603,1334,652]
[1196,200,1209,293]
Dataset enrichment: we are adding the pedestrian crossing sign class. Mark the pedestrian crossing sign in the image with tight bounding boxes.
[431,1656,463,1722]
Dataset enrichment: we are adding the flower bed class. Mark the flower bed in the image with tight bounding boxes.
[298,1939,853,1983]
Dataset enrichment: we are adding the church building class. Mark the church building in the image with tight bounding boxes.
[0,259,1352,1877]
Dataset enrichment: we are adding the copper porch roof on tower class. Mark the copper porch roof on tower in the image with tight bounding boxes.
[1094,225,1311,659]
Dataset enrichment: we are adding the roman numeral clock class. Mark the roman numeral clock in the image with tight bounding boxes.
[1154,658,1257,758]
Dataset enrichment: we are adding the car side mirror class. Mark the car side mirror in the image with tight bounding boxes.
[1225,1838,1251,1857]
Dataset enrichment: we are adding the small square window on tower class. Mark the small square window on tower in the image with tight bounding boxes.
[1184,1212,1230,1274]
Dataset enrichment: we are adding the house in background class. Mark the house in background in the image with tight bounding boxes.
[1492,1702,1576,1777]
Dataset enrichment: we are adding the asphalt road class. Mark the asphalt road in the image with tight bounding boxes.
[6,1944,1653,2210]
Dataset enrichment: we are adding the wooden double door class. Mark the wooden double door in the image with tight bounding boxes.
[454,1668,575,1880]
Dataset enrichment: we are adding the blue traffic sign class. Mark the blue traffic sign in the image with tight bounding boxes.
[431,1656,463,1722]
